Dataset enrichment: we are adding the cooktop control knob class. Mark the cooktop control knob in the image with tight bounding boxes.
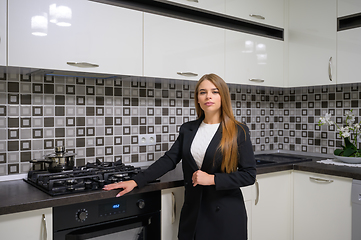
[137,199,145,209]
[76,209,88,222]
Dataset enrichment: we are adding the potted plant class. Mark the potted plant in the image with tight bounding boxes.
[318,109,361,163]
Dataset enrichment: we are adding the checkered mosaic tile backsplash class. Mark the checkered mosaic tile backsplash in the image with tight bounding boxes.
[0,72,360,175]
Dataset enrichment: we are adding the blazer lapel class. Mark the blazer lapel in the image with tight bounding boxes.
[184,118,203,171]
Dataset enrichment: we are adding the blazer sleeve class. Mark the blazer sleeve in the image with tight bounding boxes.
[213,125,256,190]
[132,125,185,188]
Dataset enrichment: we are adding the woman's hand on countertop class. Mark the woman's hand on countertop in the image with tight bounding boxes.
[103,180,138,197]
[192,170,215,187]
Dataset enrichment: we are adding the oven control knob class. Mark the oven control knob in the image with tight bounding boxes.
[137,199,145,209]
[76,209,88,222]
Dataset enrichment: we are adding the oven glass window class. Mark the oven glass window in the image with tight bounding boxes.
[85,227,144,240]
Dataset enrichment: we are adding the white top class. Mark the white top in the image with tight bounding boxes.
[191,121,220,169]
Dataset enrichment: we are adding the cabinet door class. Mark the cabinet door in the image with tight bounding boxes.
[338,0,361,17]
[240,184,256,240]
[288,0,337,87]
[162,0,225,14]
[293,171,352,240]
[161,187,184,240]
[225,30,284,87]
[337,28,361,84]
[252,171,292,240]
[0,208,53,240]
[8,0,142,76]
[0,0,6,66]
[225,0,284,28]
[144,13,225,81]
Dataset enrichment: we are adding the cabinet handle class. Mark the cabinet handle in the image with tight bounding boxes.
[177,72,198,77]
[249,78,265,83]
[249,14,265,20]
[171,192,176,224]
[255,179,259,205]
[67,62,99,68]
[328,57,333,81]
[187,0,199,2]
[42,214,47,240]
[309,176,334,183]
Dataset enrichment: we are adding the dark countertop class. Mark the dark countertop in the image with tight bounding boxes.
[1,153,361,216]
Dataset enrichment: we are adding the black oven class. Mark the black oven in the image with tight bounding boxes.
[53,191,160,240]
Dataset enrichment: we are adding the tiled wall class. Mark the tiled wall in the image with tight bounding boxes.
[0,71,359,176]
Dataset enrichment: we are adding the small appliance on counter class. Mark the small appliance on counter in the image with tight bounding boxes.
[24,146,142,196]
[29,146,76,173]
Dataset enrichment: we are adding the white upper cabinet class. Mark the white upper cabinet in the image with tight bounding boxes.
[338,0,361,17]
[225,30,284,87]
[162,0,225,14]
[0,0,6,66]
[8,0,143,76]
[288,0,337,87]
[144,13,225,81]
[225,0,285,28]
[337,28,361,84]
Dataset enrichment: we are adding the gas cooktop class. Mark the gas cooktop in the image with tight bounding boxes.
[24,159,142,196]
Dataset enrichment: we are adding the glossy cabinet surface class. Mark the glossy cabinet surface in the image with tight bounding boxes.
[8,0,143,76]
[338,0,361,17]
[240,184,255,240]
[0,0,6,66]
[337,28,361,84]
[225,0,285,28]
[293,171,352,240]
[161,187,184,240]
[0,208,53,240]
[225,30,284,87]
[144,13,225,81]
[288,0,337,87]
[252,171,292,240]
[162,0,225,14]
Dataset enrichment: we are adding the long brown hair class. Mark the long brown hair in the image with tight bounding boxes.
[194,73,244,173]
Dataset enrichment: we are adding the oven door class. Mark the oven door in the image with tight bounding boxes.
[54,211,160,240]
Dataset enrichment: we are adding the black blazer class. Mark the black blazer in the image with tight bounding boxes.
[133,117,256,240]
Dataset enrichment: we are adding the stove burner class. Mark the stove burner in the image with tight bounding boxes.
[24,160,142,196]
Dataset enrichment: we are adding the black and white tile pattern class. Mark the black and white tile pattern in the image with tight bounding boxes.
[0,71,360,176]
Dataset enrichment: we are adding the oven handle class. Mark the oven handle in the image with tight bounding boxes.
[65,217,149,240]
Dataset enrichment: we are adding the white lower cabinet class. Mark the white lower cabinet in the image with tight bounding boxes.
[241,171,292,240]
[337,28,361,84]
[293,171,352,240]
[225,29,284,87]
[161,187,184,240]
[144,13,225,81]
[252,171,292,240]
[0,208,52,240]
[240,184,256,240]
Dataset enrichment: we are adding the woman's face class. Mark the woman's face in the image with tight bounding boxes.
[197,80,222,115]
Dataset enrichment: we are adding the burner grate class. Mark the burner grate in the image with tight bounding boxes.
[24,161,142,196]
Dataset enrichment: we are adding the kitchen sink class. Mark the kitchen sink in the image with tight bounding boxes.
[255,153,313,167]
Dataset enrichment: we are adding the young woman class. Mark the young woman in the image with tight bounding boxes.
[103,73,256,240]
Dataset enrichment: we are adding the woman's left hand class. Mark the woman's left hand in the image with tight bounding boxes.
[192,170,215,187]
